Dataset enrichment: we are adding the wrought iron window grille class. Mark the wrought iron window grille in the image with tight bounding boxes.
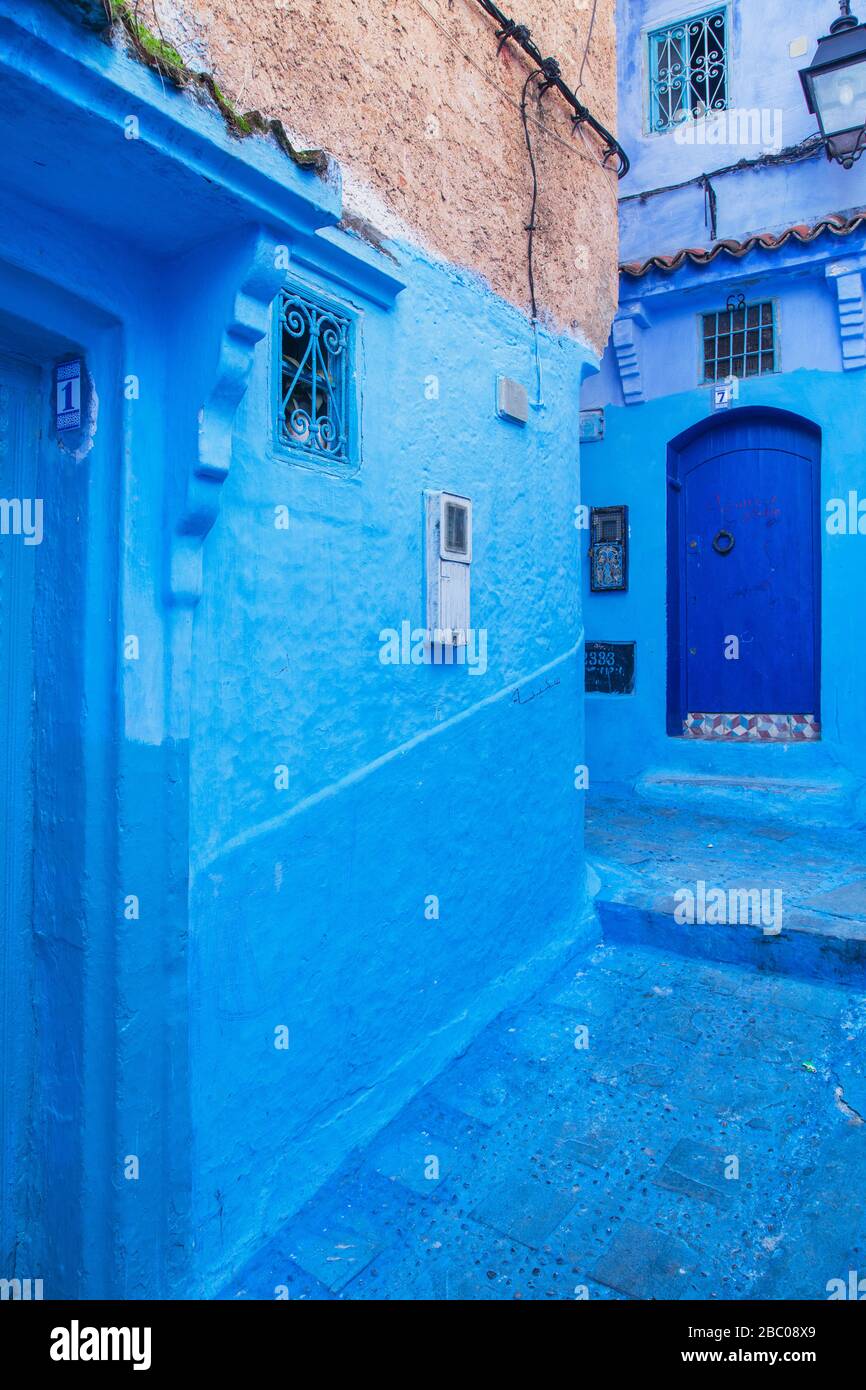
[649,8,728,134]
[276,290,352,466]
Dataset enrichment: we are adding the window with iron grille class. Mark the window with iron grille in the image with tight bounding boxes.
[648,8,728,134]
[276,289,352,466]
[702,302,777,382]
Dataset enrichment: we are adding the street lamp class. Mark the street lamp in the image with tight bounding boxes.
[800,2,866,167]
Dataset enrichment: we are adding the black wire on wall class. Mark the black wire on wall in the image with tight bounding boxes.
[519,68,544,321]
[473,0,630,178]
[619,135,826,243]
[470,0,626,381]
[619,134,825,208]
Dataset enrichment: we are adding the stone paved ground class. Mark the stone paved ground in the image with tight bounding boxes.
[222,799,866,1301]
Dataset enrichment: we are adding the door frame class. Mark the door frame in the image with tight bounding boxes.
[0,280,123,1297]
[666,406,822,737]
[0,351,39,1279]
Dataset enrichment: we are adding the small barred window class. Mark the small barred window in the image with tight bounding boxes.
[702,302,777,382]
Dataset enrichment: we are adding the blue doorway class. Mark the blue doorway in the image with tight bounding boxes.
[667,408,821,740]
[0,302,112,1294]
[0,352,38,1277]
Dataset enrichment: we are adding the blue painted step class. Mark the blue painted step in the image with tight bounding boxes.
[596,893,866,987]
[587,793,866,985]
[634,771,862,829]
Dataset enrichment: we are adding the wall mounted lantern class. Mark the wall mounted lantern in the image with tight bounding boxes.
[800,2,866,167]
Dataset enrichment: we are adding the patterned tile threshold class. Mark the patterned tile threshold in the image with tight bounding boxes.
[684,713,820,741]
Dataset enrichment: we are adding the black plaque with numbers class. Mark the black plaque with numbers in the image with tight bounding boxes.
[585,641,635,694]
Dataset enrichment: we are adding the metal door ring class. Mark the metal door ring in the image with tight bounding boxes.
[713,529,735,555]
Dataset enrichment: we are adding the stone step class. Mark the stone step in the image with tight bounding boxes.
[634,771,862,828]
[596,888,866,987]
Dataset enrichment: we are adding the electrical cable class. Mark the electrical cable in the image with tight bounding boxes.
[473,0,630,177]
[519,67,546,405]
[415,1,622,392]
[700,173,718,241]
[484,0,624,397]
[619,133,826,208]
[410,0,619,184]
[577,0,599,92]
[520,68,544,322]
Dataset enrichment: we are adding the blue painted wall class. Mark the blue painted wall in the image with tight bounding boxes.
[584,0,866,822]
[0,0,597,1298]
[617,0,861,262]
[185,247,595,1295]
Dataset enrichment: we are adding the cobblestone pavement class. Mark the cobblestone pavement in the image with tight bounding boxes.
[222,923,866,1299]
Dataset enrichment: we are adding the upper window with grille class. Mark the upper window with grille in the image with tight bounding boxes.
[276,288,354,468]
[702,302,777,383]
[648,8,728,134]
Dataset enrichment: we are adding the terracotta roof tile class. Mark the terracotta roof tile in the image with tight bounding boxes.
[620,210,866,278]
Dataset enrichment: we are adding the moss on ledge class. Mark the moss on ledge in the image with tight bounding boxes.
[105,1,327,172]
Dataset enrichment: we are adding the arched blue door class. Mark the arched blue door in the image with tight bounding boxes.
[667,409,821,740]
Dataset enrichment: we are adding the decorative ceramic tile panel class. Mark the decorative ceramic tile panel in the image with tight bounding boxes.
[684,713,820,741]
[591,541,625,591]
[590,505,629,592]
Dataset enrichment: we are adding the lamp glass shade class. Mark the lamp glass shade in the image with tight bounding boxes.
[810,52,866,136]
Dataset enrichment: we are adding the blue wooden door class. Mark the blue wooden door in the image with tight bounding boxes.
[669,410,820,729]
[0,353,38,1273]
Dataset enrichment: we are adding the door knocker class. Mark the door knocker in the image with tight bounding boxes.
[713,529,735,556]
